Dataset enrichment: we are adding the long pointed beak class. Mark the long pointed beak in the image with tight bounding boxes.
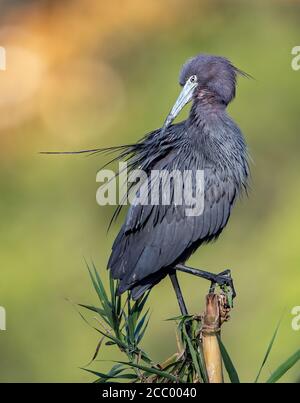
[162,79,198,132]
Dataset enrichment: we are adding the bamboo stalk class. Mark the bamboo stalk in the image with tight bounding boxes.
[201,293,230,383]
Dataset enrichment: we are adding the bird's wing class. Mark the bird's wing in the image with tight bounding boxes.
[108,159,237,292]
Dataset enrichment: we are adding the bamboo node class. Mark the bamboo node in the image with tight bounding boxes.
[203,293,231,328]
[200,291,233,383]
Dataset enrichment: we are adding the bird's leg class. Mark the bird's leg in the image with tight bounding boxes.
[169,273,192,340]
[174,264,236,298]
[169,273,189,316]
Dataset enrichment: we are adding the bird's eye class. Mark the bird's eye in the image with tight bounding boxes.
[189,75,197,83]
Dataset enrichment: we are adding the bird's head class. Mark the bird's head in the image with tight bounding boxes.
[163,54,249,131]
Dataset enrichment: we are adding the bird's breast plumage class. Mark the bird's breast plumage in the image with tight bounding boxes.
[108,115,249,298]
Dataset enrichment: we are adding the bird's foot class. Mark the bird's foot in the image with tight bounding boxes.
[209,269,236,308]
[210,269,236,295]
[174,264,236,304]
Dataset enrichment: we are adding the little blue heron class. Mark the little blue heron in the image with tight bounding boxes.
[106,54,250,315]
[44,54,250,315]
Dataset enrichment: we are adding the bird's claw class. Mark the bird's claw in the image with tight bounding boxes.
[210,269,236,307]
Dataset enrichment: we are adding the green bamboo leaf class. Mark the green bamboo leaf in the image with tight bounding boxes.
[266,349,300,383]
[109,274,122,337]
[92,261,111,308]
[81,367,117,379]
[114,373,138,380]
[82,364,127,383]
[107,363,124,374]
[85,336,105,366]
[85,262,107,307]
[109,273,115,303]
[78,303,107,317]
[97,328,128,350]
[182,326,208,383]
[161,360,180,373]
[136,317,150,345]
[105,341,116,346]
[126,299,136,346]
[196,343,208,383]
[134,309,150,339]
[78,303,111,327]
[86,262,115,328]
[117,361,178,382]
[86,265,102,300]
[138,349,153,365]
[81,264,154,370]
[68,298,111,332]
[130,293,149,325]
[254,316,283,383]
[116,291,122,317]
[217,336,240,383]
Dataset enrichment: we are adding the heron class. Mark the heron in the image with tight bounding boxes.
[103,54,250,316]
[44,54,250,316]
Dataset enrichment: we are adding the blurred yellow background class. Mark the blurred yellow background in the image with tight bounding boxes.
[0,0,299,382]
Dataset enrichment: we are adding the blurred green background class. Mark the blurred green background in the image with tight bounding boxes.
[0,0,299,382]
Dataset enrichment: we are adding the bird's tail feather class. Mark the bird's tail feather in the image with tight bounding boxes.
[116,269,169,300]
[39,144,134,157]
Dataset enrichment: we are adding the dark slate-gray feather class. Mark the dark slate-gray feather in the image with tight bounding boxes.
[106,54,250,299]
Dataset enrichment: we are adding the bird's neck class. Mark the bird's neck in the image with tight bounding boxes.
[188,90,227,126]
[185,93,247,174]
